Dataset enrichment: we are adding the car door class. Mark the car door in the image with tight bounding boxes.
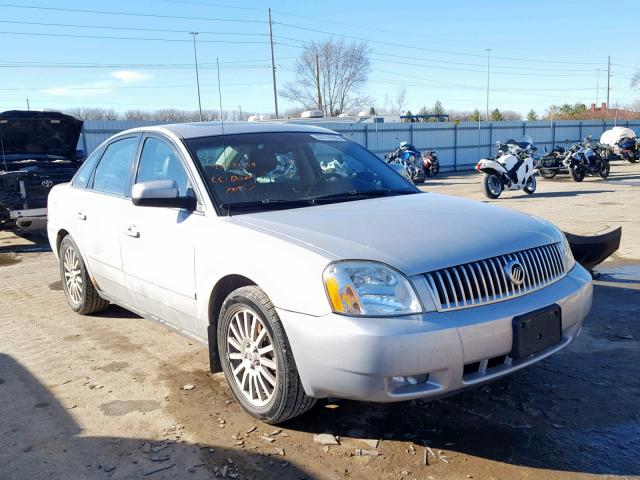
[79,135,140,304]
[120,134,204,335]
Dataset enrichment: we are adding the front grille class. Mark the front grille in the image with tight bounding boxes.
[425,244,565,311]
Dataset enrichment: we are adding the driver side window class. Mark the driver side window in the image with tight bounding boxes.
[136,137,194,198]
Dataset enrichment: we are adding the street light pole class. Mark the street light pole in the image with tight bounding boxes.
[485,48,492,122]
[268,8,279,119]
[190,31,203,121]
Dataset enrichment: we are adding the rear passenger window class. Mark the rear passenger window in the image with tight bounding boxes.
[91,137,138,196]
[71,147,102,188]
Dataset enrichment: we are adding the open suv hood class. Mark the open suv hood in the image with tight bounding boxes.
[0,110,83,160]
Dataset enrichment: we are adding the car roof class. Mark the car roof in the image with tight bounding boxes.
[125,121,338,140]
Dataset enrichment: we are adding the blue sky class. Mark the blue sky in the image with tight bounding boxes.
[1,0,639,116]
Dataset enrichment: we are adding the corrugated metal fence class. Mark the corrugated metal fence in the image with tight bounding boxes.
[80,119,640,172]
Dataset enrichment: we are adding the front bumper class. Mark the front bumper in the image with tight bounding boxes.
[278,264,592,402]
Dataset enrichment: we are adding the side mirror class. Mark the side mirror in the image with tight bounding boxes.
[132,180,197,210]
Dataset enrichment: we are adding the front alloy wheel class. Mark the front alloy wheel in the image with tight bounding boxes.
[524,175,537,194]
[226,308,278,407]
[218,286,315,423]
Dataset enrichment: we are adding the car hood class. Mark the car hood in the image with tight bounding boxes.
[234,192,562,276]
[0,110,83,159]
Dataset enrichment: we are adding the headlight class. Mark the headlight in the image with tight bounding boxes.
[561,234,576,272]
[323,261,422,316]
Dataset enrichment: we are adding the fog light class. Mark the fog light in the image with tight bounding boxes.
[391,374,429,388]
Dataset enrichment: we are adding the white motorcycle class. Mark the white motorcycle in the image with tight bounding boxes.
[476,136,537,199]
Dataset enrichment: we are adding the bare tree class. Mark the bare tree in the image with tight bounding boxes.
[391,89,407,115]
[632,71,639,89]
[281,39,371,117]
[63,107,119,120]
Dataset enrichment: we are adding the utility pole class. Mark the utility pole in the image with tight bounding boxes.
[238,105,242,120]
[485,48,492,122]
[268,8,279,118]
[315,54,322,113]
[606,55,611,121]
[189,32,203,121]
[26,98,30,111]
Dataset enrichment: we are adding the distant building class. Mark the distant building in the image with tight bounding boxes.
[590,103,639,120]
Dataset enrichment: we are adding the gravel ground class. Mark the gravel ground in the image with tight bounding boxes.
[1,160,639,480]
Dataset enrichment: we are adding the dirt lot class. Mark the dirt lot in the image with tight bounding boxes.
[1,161,639,480]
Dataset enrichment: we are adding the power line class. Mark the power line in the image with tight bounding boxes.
[0,82,273,91]
[0,30,269,44]
[0,19,270,36]
[0,3,267,23]
[164,0,604,62]
[273,22,606,66]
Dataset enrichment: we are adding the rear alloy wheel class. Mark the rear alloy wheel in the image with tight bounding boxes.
[218,286,315,423]
[59,235,110,315]
[482,173,502,199]
[524,175,537,194]
[570,165,585,182]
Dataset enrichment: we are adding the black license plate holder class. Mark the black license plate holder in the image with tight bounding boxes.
[511,305,562,358]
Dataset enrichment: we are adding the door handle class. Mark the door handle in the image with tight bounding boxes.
[76,211,86,221]
[124,225,140,238]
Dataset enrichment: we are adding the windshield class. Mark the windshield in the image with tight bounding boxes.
[184,132,418,213]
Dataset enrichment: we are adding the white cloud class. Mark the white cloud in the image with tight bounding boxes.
[110,70,150,83]
[41,70,151,97]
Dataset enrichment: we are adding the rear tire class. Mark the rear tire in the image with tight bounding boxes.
[539,169,556,179]
[482,173,502,199]
[217,286,315,424]
[570,166,585,182]
[627,152,638,163]
[59,235,110,315]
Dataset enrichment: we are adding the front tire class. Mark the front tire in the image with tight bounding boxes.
[570,165,585,182]
[482,173,502,199]
[524,175,537,194]
[539,169,556,179]
[218,286,315,424]
[59,235,110,315]
[598,160,610,178]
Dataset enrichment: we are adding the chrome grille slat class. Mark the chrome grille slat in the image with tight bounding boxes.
[443,269,459,307]
[542,246,556,277]
[425,243,566,312]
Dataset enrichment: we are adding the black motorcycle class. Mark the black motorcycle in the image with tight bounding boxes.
[536,145,567,179]
[563,138,610,182]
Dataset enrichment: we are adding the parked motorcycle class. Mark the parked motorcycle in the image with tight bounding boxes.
[536,145,567,179]
[386,142,426,184]
[616,136,638,163]
[563,136,610,182]
[476,136,537,199]
[422,150,440,177]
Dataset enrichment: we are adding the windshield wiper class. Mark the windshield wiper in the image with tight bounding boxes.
[311,189,418,203]
[220,199,313,212]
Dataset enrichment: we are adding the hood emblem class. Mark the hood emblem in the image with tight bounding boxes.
[505,260,525,286]
[41,179,53,188]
